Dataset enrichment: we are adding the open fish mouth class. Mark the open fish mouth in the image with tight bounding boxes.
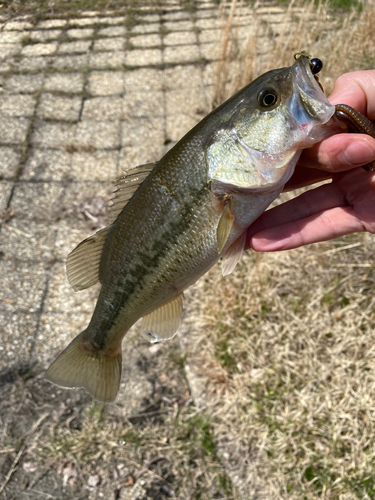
[289,54,336,143]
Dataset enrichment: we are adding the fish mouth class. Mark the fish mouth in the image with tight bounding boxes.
[289,55,336,141]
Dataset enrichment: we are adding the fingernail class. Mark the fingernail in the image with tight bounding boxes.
[344,140,375,166]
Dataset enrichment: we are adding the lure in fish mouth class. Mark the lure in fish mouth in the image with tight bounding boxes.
[45,54,375,402]
[306,52,375,170]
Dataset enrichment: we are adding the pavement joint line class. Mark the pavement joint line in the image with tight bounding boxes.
[76,21,98,122]
[0,257,65,266]
[14,172,121,182]
[4,86,42,212]
[0,59,213,77]
[27,261,53,364]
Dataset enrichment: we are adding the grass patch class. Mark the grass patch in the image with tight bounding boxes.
[186,227,375,498]
[0,348,235,499]
[37,399,232,498]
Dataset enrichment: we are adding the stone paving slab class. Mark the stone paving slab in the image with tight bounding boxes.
[37,93,82,120]
[44,71,84,92]
[0,146,21,178]
[4,73,45,93]
[93,36,124,51]
[1,220,56,260]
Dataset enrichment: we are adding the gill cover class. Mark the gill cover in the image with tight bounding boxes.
[206,55,336,191]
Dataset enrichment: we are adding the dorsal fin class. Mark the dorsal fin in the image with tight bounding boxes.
[221,231,246,276]
[67,163,154,292]
[66,226,110,291]
[217,201,234,253]
[108,163,155,223]
[141,293,184,343]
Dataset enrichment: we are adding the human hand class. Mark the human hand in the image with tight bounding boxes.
[247,70,375,252]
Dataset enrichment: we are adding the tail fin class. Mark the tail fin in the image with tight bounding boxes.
[45,331,122,403]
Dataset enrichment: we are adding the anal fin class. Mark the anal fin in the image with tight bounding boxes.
[221,231,246,276]
[66,226,110,292]
[141,293,184,343]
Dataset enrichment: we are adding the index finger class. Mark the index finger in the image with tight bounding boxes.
[298,70,375,172]
[299,133,375,172]
[328,70,375,118]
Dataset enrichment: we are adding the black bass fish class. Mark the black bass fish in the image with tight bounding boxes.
[46,54,339,402]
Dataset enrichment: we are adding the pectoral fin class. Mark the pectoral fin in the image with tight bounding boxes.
[221,231,246,276]
[141,293,184,343]
[217,202,234,253]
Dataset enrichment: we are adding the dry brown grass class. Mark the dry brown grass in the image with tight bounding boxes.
[182,1,375,498]
[213,0,375,107]
[186,229,375,498]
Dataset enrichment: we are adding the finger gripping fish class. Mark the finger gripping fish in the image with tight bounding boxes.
[45,55,351,402]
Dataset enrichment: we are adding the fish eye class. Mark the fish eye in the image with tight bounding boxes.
[310,58,323,75]
[258,89,278,108]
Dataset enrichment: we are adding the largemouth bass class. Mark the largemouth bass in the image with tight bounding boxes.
[45,54,342,402]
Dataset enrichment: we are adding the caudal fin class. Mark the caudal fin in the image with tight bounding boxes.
[45,331,122,402]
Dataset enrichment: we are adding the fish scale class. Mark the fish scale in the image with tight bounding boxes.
[45,55,341,402]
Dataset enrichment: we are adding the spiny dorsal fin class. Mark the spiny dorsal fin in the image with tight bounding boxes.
[141,293,184,343]
[109,163,155,223]
[217,202,234,253]
[221,231,246,276]
[66,226,110,292]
